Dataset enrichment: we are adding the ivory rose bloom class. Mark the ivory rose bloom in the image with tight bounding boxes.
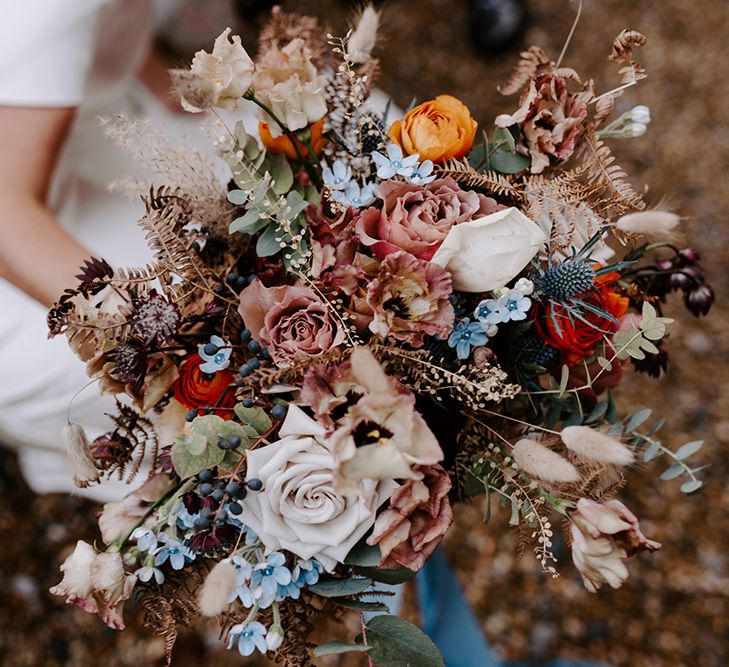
[389,95,478,163]
[238,280,345,365]
[431,207,547,292]
[356,177,502,261]
[570,498,661,592]
[367,465,453,571]
[184,28,254,112]
[254,38,327,136]
[50,541,137,629]
[241,405,398,571]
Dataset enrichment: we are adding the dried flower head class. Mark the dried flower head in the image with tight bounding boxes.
[512,438,581,483]
[561,426,635,466]
[130,292,180,347]
[62,423,100,488]
[198,560,237,617]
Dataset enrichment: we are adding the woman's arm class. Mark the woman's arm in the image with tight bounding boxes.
[0,106,91,307]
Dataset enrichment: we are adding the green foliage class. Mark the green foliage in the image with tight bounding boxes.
[233,404,273,435]
[313,642,372,658]
[357,615,445,667]
[613,302,673,361]
[171,433,224,479]
[488,127,530,174]
[308,576,373,597]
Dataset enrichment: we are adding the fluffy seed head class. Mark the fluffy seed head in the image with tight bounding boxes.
[347,5,380,64]
[561,426,635,466]
[512,438,580,483]
[198,560,237,617]
[62,423,99,487]
[616,210,680,236]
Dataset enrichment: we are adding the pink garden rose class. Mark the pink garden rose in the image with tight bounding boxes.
[366,251,454,346]
[355,177,503,260]
[238,280,345,365]
[367,464,453,571]
[495,71,589,174]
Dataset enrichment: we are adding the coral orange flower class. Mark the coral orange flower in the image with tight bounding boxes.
[388,95,478,163]
[173,353,235,416]
[259,118,327,161]
[533,272,629,367]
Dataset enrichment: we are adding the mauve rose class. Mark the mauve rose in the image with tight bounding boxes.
[356,177,503,261]
[367,464,453,571]
[238,280,345,365]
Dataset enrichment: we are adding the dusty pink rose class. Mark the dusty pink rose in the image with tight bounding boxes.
[238,280,345,365]
[367,464,453,571]
[366,251,454,346]
[570,498,661,592]
[496,71,589,174]
[356,177,503,260]
[50,541,137,629]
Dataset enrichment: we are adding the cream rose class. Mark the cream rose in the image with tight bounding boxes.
[185,28,254,112]
[431,207,547,292]
[241,406,398,571]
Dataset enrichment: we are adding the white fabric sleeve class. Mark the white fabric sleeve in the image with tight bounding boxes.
[0,0,110,107]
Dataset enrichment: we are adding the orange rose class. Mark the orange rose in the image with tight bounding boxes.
[173,353,236,416]
[533,273,629,367]
[388,95,478,163]
[259,118,327,161]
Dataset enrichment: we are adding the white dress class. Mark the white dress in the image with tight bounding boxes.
[0,0,229,500]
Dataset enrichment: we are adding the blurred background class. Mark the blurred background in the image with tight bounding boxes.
[1,1,727,665]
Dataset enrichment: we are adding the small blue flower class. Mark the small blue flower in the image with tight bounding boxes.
[251,552,292,608]
[153,536,195,570]
[474,298,503,326]
[198,335,231,373]
[447,318,490,360]
[292,559,323,587]
[228,556,255,607]
[227,621,268,657]
[495,290,532,322]
[406,159,436,185]
[276,581,302,601]
[171,504,197,531]
[135,565,165,584]
[322,160,352,190]
[333,181,378,208]
[131,527,158,552]
[372,143,420,179]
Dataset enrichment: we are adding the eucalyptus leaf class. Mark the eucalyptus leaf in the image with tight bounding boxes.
[234,405,272,435]
[230,209,268,235]
[489,150,530,174]
[354,565,417,585]
[362,615,445,667]
[313,642,372,657]
[227,189,248,205]
[309,577,373,598]
[643,441,663,462]
[345,540,382,567]
[267,153,294,195]
[674,440,704,460]
[333,599,390,612]
[256,224,282,257]
[660,463,685,481]
[492,126,517,152]
[626,408,652,432]
[171,433,225,479]
[558,364,570,398]
[680,479,703,494]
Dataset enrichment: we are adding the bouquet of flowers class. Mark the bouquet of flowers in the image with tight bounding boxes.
[48,6,713,665]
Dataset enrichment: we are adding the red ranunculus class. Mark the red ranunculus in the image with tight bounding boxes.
[173,353,235,415]
[534,273,629,367]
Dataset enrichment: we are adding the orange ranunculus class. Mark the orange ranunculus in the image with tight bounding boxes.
[388,95,478,163]
[533,272,629,367]
[173,353,236,416]
[259,118,327,161]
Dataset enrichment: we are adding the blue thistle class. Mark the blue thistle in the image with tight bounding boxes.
[538,260,596,300]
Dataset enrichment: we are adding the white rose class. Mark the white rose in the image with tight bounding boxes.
[431,207,547,293]
[257,76,327,137]
[187,28,254,112]
[241,406,398,571]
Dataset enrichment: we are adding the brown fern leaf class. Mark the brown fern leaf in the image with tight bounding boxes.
[436,159,525,202]
[609,29,647,85]
[574,128,645,218]
[497,46,552,96]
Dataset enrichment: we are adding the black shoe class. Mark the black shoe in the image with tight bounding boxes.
[470,0,527,54]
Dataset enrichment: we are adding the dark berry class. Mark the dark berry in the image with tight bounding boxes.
[226,272,238,285]
[235,276,249,291]
[203,342,220,356]
[236,486,248,500]
[240,329,252,343]
[247,478,263,491]
[248,357,260,370]
[199,483,213,497]
[225,481,241,496]
[229,502,243,515]
[217,437,229,450]
[185,409,198,422]
[261,347,271,359]
[194,516,211,530]
[229,435,241,449]
[242,398,254,408]
[198,469,213,483]
[271,404,287,420]
[212,489,225,503]
[247,340,261,354]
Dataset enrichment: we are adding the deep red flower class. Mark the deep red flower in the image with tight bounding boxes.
[173,353,235,416]
[533,273,629,367]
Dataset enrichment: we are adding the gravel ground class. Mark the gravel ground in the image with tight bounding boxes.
[1,1,728,666]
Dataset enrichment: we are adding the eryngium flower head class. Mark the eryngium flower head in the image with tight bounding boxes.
[538,259,596,300]
[130,293,180,346]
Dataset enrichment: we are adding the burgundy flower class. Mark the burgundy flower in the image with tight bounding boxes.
[365,252,454,347]
[684,283,714,317]
[367,464,453,571]
[355,177,502,260]
[496,71,589,174]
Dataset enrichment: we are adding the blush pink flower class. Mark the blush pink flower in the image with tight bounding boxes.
[570,498,661,592]
[238,280,345,365]
[367,464,453,571]
[366,251,454,346]
[496,71,589,174]
[355,177,503,260]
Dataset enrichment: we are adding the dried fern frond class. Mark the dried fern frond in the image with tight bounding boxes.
[609,29,648,84]
[498,45,553,96]
[436,158,524,202]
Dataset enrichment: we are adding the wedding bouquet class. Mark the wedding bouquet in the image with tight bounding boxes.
[48,6,713,665]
